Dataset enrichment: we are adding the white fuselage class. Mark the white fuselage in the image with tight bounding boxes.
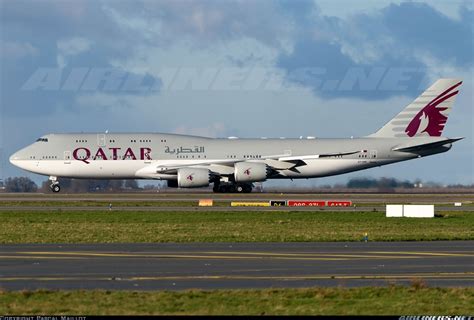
[10,132,450,183]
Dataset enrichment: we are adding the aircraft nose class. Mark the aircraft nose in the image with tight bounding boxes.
[9,152,20,166]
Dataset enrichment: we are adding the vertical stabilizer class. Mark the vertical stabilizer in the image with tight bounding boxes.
[370,79,462,138]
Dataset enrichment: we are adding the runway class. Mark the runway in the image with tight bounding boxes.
[0,192,473,212]
[1,241,473,290]
[1,192,473,203]
[0,205,472,212]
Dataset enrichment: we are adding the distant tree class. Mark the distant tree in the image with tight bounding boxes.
[5,177,38,192]
[423,181,443,188]
[124,180,139,189]
[347,177,415,189]
[70,179,91,192]
[448,184,474,188]
[377,177,398,189]
[107,180,124,191]
[347,178,378,188]
[319,184,333,189]
[399,180,414,188]
[41,179,129,193]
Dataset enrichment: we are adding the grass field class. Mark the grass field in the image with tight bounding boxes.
[1,209,472,243]
[0,200,216,207]
[1,287,473,315]
[0,200,472,208]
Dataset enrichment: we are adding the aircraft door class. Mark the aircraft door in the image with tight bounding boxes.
[97,134,106,147]
[64,151,71,164]
[370,150,377,158]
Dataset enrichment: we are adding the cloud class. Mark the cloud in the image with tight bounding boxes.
[276,1,473,99]
[1,41,39,60]
[102,0,297,49]
[57,37,93,67]
[382,2,473,67]
[57,37,92,56]
[277,38,427,99]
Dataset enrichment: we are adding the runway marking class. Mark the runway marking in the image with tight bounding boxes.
[203,251,427,259]
[0,255,85,260]
[370,251,474,257]
[12,251,348,261]
[129,273,474,281]
[9,250,471,262]
[1,272,473,282]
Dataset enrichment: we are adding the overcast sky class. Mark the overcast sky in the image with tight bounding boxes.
[1,0,473,185]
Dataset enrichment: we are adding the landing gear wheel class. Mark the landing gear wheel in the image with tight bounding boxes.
[213,182,253,193]
[51,184,60,193]
[243,185,253,193]
[235,184,253,193]
[48,176,60,193]
[223,185,232,193]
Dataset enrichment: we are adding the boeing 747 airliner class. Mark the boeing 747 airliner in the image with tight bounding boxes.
[10,79,463,193]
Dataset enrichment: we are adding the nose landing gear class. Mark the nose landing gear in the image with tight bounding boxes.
[51,183,61,193]
[49,176,61,193]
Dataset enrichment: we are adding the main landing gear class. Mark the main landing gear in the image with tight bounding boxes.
[49,176,60,193]
[213,182,253,193]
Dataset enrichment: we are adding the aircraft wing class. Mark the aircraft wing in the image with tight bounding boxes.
[152,159,242,175]
[144,149,363,176]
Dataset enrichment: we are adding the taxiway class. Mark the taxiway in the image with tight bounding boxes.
[1,241,472,290]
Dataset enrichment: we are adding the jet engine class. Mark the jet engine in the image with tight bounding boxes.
[177,168,211,188]
[234,162,269,182]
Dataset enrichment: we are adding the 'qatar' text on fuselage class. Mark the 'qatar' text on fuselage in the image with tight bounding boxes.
[73,147,152,163]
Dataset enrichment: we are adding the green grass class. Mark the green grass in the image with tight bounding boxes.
[0,200,472,207]
[1,287,473,315]
[0,210,472,243]
[0,200,228,207]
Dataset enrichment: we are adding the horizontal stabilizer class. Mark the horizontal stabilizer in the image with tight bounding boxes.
[392,137,464,152]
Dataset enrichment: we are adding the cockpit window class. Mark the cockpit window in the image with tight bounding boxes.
[36,138,48,142]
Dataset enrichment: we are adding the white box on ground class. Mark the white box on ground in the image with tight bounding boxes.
[454,202,462,207]
[386,205,404,217]
[403,205,434,218]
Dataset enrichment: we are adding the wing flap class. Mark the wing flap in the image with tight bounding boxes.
[279,150,361,161]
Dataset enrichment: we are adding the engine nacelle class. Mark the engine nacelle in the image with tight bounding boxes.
[177,168,211,188]
[234,162,268,183]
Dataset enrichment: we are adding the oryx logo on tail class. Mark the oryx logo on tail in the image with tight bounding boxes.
[405,81,462,137]
[370,79,462,138]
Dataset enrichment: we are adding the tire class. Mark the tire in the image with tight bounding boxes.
[51,185,60,193]
[236,185,244,193]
